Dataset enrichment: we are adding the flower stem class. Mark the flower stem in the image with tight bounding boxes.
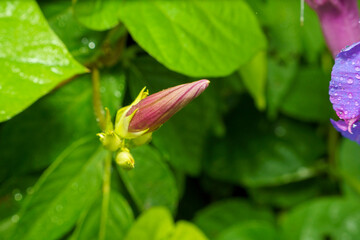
[99,152,112,240]
[92,68,106,130]
[328,124,338,171]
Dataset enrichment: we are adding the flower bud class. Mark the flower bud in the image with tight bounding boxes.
[114,79,210,139]
[114,79,209,139]
[306,0,360,57]
[115,148,135,170]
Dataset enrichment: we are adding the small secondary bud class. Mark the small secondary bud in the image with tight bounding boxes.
[116,148,135,170]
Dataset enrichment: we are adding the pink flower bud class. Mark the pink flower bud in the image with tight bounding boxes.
[306,0,360,57]
[127,79,210,133]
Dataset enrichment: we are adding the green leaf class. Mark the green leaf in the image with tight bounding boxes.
[0,175,38,220]
[280,67,332,122]
[41,1,107,64]
[124,207,174,240]
[193,199,274,239]
[0,217,16,240]
[247,0,325,62]
[282,198,360,240]
[215,222,279,240]
[0,70,125,182]
[11,138,106,240]
[73,0,123,31]
[170,221,208,240]
[127,56,217,176]
[152,110,208,176]
[119,1,266,77]
[205,100,327,187]
[239,51,267,110]
[118,145,179,213]
[0,76,95,181]
[0,0,87,122]
[339,139,360,198]
[100,69,126,116]
[266,58,297,118]
[248,178,328,208]
[71,191,134,240]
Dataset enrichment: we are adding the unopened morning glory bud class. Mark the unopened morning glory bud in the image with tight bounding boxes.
[330,42,360,143]
[306,0,360,57]
[115,79,210,139]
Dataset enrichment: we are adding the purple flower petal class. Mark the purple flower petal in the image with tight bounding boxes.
[306,0,360,56]
[331,119,360,144]
[330,41,360,132]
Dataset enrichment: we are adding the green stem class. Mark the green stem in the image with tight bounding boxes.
[92,68,106,130]
[99,152,112,240]
[328,124,339,174]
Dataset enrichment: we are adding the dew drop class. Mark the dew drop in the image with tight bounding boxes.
[88,42,96,49]
[56,204,63,212]
[356,74,360,79]
[274,126,286,137]
[14,193,22,201]
[26,187,34,195]
[114,91,121,97]
[50,67,62,75]
[349,93,353,99]
[338,97,342,101]
[81,37,89,44]
[355,66,360,71]
[11,214,19,223]
[353,123,358,128]
[355,101,359,106]
[348,78,354,84]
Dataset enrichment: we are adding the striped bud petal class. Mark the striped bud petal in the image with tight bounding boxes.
[126,79,210,133]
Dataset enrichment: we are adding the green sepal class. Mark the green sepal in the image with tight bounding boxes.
[114,87,149,139]
[97,132,122,151]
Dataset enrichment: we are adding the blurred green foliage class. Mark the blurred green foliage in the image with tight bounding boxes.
[0,0,359,240]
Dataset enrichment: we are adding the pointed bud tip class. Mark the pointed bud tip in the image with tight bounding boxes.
[190,79,210,98]
[197,79,210,90]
